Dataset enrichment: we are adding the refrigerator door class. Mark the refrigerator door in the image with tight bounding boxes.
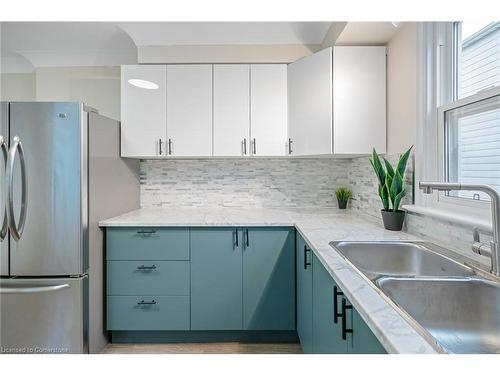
[8,102,87,276]
[0,276,88,354]
[0,103,8,276]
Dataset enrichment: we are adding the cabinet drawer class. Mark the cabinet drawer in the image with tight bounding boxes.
[107,296,190,330]
[107,261,190,296]
[106,228,189,260]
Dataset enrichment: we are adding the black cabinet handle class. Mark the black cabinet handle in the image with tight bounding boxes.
[288,138,293,154]
[333,286,343,323]
[137,229,157,236]
[341,298,353,340]
[245,229,249,247]
[137,299,156,306]
[303,245,311,270]
[137,265,156,271]
[234,229,239,248]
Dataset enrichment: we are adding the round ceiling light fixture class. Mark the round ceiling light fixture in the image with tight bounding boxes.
[128,79,159,90]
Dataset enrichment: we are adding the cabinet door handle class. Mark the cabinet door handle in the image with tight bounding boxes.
[137,229,156,236]
[252,138,256,155]
[137,265,157,271]
[242,138,247,155]
[245,229,249,247]
[137,299,157,306]
[303,245,311,270]
[168,138,172,155]
[234,229,239,248]
[158,138,163,155]
[333,286,343,323]
[288,138,293,154]
[341,298,353,340]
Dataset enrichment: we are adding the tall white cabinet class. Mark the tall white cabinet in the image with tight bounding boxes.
[333,47,386,154]
[121,65,167,158]
[166,65,213,157]
[288,48,333,156]
[287,46,386,156]
[250,64,288,156]
[213,65,250,157]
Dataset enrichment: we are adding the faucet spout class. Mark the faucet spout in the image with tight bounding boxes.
[419,182,500,277]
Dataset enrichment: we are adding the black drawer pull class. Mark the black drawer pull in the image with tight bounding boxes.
[341,298,353,340]
[136,265,157,271]
[303,245,311,270]
[137,229,157,235]
[137,299,156,306]
[333,286,343,323]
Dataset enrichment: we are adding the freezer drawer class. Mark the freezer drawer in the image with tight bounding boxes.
[0,276,88,354]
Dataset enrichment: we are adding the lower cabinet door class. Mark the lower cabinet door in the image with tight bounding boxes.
[243,227,295,330]
[296,233,313,353]
[347,307,387,354]
[312,254,348,353]
[107,296,190,330]
[191,228,243,330]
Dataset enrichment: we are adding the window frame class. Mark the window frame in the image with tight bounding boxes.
[414,22,500,221]
[437,86,500,212]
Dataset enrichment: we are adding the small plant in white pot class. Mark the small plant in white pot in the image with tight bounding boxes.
[369,146,413,231]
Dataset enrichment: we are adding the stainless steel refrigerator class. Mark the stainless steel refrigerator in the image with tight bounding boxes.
[0,102,139,354]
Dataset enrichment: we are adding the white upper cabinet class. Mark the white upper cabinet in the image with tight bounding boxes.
[250,64,288,156]
[287,48,333,156]
[213,65,250,157]
[166,65,213,157]
[333,46,386,154]
[121,65,167,158]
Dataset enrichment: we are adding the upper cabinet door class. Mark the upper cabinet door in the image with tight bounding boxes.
[213,65,250,157]
[250,64,288,156]
[121,65,167,158]
[288,48,333,156]
[333,46,387,155]
[166,65,213,157]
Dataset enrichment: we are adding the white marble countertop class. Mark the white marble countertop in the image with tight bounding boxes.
[99,207,444,354]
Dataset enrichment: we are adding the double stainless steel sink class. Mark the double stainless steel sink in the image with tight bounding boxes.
[330,241,500,354]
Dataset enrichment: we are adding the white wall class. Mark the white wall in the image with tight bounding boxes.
[1,67,120,120]
[35,67,120,120]
[0,72,36,101]
[386,22,418,154]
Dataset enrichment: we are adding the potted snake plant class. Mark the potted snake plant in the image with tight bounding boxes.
[369,146,413,231]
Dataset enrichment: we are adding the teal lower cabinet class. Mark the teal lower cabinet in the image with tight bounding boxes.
[191,228,244,330]
[243,228,295,330]
[296,232,314,353]
[310,253,387,354]
[107,296,190,330]
[312,254,347,353]
[191,227,296,331]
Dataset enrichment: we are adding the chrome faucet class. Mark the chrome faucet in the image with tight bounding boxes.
[419,182,500,277]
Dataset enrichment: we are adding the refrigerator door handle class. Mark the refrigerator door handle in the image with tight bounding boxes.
[0,283,70,294]
[0,136,8,241]
[6,136,28,242]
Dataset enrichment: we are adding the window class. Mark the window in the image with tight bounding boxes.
[454,22,500,99]
[439,22,500,204]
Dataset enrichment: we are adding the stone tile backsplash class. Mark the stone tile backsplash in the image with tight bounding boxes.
[140,154,485,266]
[140,158,350,208]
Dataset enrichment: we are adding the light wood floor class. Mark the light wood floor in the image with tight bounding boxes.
[101,342,302,354]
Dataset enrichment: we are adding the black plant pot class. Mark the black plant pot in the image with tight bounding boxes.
[381,210,406,231]
[337,199,348,209]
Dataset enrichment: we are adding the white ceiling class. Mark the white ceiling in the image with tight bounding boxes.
[1,22,138,72]
[118,22,332,46]
[0,21,402,73]
[335,22,402,45]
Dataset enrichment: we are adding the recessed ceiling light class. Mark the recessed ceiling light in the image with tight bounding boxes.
[128,79,159,90]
